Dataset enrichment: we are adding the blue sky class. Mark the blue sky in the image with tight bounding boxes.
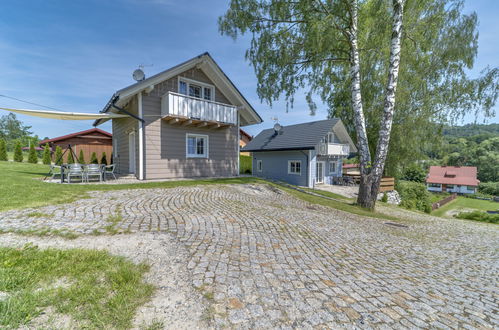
[0,0,497,139]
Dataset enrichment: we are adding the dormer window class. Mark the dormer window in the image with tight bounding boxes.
[178,77,215,101]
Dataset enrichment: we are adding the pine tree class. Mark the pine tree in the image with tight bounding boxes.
[78,150,85,164]
[100,152,107,165]
[54,146,63,165]
[42,144,51,165]
[28,143,38,164]
[0,139,7,161]
[67,149,75,164]
[90,152,98,164]
[13,142,23,162]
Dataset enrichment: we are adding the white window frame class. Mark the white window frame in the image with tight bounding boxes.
[288,160,302,175]
[178,77,215,101]
[186,133,209,158]
[329,161,337,174]
[257,160,263,172]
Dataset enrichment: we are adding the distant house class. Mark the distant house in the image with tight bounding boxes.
[342,163,360,175]
[39,128,112,164]
[239,129,252,156]
[242,119,357,187]
[426,166,479,194]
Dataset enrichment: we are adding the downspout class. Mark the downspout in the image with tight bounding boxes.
[299,150,309,188]
[137,93,144,180]
[237,112,240,176]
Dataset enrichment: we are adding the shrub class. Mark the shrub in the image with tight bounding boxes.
[239,155,252,174]
[27,144,38,164]
[42,144,51,164]
[78,150,85,164]
[401,163,426,183]
[90,152,98,164]
[54,146,63,165]
[478,182,499,196]
[381,192,388,203]
[0,139,7,161]
[455,211,499,224]
[101,152,107,165]
[13,142,23,162]
[67,149,75,164]
[396,180,432,213]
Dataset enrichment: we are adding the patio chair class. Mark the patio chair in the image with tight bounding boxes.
[49,165,62,180]
[85,164,103,182]
[66,164,84,183]
[104,164,117,180]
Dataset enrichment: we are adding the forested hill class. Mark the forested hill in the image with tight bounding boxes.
[443,123,499,138]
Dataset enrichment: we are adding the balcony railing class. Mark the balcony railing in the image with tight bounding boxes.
[161,91,237,125]
[317,143,350,156]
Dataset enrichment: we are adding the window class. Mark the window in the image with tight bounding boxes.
[288,160,301,175]
[257,160,263,172]
[329,161,337,174]
[428,183,441,188]
[186,134,208,158]
[178,78,214,101]
[446,185,455,189]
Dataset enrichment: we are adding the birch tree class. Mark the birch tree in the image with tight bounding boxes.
[219,0,498,209]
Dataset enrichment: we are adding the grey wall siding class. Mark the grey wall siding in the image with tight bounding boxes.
[139,67,239,179]
[112,96,139,176]
[252,150,309,187]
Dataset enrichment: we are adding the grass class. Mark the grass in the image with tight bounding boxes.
[432,196,499,218]
[0,244,154,329]
[239,154,252,174]
[0,161,402,223]
[0,161,263,212]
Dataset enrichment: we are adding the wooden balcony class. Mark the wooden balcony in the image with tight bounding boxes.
[161,91,237,127]
[317,143,350,156]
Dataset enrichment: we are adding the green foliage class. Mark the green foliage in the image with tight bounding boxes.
[90,152,98,164]
[0,244,154,328]
[101,152,107,165]
[396,180,432,213]
[27,144,38,164]
[479,182,499,196]
[78,150,85,164]
[13,142,23,162]
[401,163,426,183]
[455,210,499,224]
[239,155,252,174]
[219,0,498,178]
[0,113,33,144]
[0,139,7,161]
[42,144,51,165]
[66,149,75,164]
[54,146,63,166]
[381,192,388,203]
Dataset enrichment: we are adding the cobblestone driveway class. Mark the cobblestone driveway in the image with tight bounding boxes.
[1,184,497,329]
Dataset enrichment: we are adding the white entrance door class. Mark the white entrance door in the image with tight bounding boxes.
[128,132,136,174]
[316,161,325,184]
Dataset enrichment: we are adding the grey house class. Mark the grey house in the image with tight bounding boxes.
[242,119,357,187]
[93,53,262,180]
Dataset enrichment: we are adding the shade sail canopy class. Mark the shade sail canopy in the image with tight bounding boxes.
[0,107,129,120]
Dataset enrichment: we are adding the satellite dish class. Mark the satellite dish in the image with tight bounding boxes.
[273,123,282,133]
[132,68,145,81]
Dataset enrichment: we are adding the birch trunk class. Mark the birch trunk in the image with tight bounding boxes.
[356,0,405,209]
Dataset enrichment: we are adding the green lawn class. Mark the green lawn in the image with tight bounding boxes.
[0,244,154,329]
[0,161,403,223]
[432,196,499,218]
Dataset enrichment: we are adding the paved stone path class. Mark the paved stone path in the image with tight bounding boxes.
[1,184,498,329]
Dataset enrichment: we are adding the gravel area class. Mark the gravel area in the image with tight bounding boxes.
[0,232,209,330]
[0,183,498,329]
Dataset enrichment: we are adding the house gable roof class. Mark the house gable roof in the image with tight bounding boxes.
[94,52,262,127]
[39,128,112,145]
[242,119,357,152]
[426,166,479,186]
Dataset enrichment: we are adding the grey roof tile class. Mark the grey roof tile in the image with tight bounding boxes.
[242,119,339,151]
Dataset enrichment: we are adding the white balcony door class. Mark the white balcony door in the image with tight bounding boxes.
[129,131,136,174]
[316,161,325,184]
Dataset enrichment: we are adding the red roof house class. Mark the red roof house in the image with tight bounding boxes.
[426,166,479,194]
